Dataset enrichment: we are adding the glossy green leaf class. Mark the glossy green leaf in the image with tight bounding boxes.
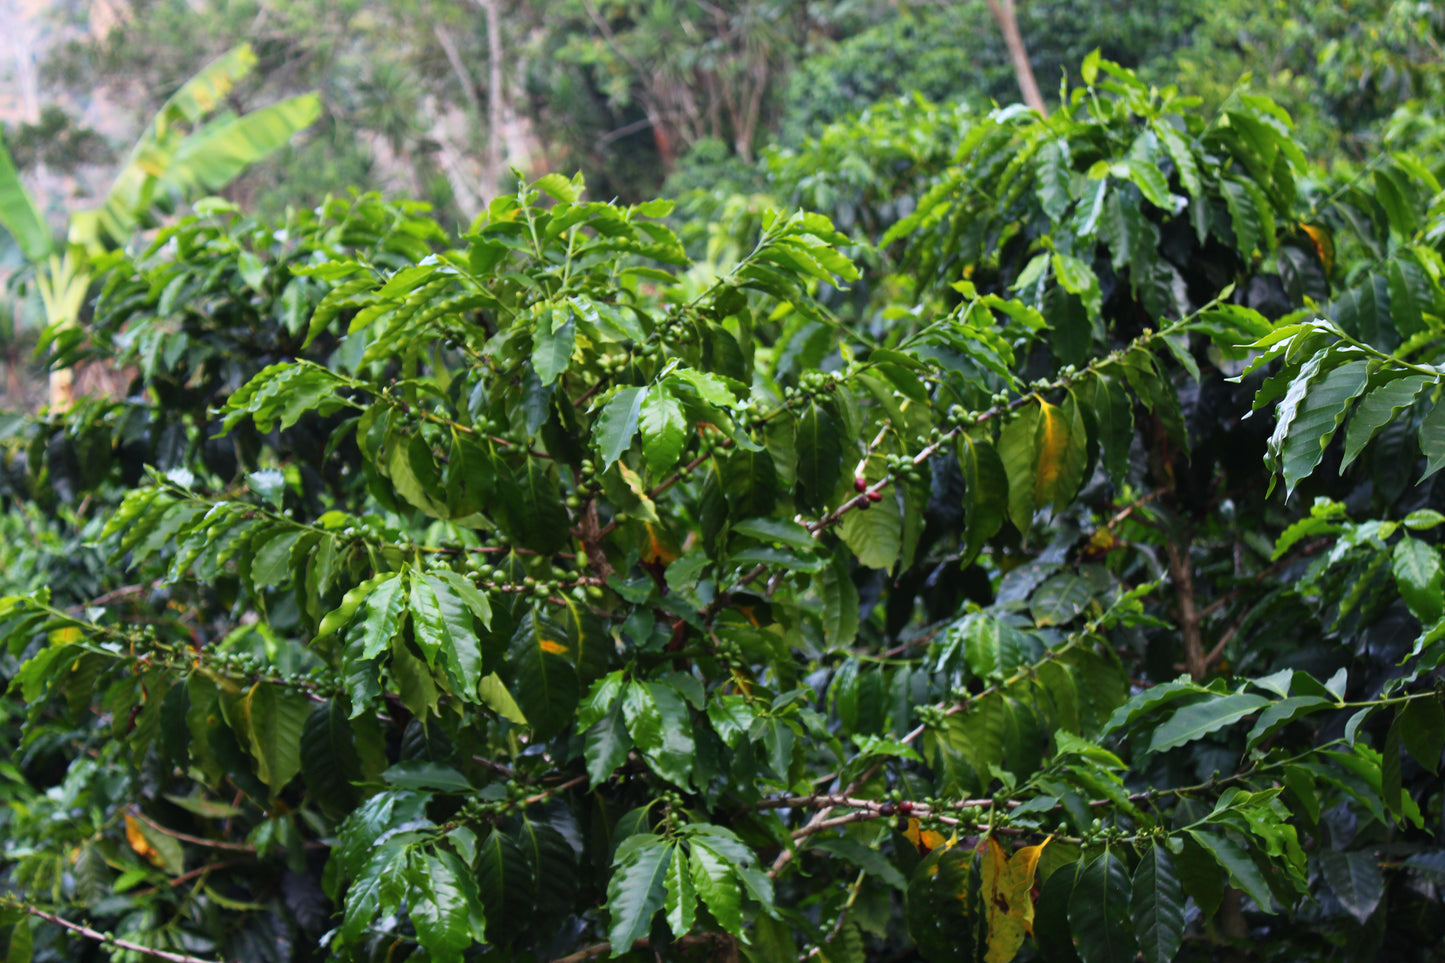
[341,843,411,941]
[1131,843,1184,963]
[1174,834,1226,920]
[1187,830,1272,910]
[958,614,1030,682]
[795,401,842,514]
[1277,359,1370,495]
[508,612,579,739]
[956,431,1008,566]
[238,682,311,792]
[664,845,697,936]
[300,701,364,818]
[1392,536,1444,624]
[1398,696,1444,774]
[838,485,901,570]
[640,682,695,788]
[476,829,535,934]
[585,700,633,787]
[1068,850,1136,963]
[358,573,408,659]
[1149,693,1268,753]
[688,841,743,934]
[410,851,484,962]
[595,387,646,468]
[1246,695,1333,751]
[818,550,860,648]
[640,386,688,479]
[608,834,673,955]
[999,403,1041,536]
[516,816,580,929]
[1342,375,1430,471]
[1419,390,1445,480]
[1054,253,1102,320]
[532,314,576,385]
[1319,850,1384,923]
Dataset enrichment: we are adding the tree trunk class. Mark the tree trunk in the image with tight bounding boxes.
[983,0,1047,115]
[469,0,506,199]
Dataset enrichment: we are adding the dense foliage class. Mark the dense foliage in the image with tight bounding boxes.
[2,54,1445,963]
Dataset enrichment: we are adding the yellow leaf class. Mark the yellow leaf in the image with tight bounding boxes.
[1000,836,1050,936]
[1082,528,1117,559]
[1300,222,1334,273]
[640,521,679,565]
[1032,400,1069,507]
[903,817,950,855]
[50,625,82,644]
[124,814,159,866]
[979,835,1051,963]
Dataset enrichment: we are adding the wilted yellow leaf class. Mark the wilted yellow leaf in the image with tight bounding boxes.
[979,835,1051,963]
[902,816,950,855]
[1032,400,1069,507]
[124,814,159,865]
[641,521,679,565]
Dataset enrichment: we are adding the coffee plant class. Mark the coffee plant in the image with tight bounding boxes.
[1,57,1443,963]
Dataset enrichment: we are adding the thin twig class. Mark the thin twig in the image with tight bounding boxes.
[130,810,257,853]
[550,932,730,963]
[10,902,222,963]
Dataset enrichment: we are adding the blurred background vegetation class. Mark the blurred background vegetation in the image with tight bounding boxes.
[3,0,1444,405]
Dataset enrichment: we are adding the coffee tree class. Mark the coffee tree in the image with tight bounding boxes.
[1,58,1443,963]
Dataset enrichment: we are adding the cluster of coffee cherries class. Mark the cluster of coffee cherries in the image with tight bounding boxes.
[882,451,925,486]
[782,369,843,404]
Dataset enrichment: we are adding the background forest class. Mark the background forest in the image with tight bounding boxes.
[2,2,1445,963]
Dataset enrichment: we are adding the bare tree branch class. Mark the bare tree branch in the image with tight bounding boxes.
[983,0,1047,115]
